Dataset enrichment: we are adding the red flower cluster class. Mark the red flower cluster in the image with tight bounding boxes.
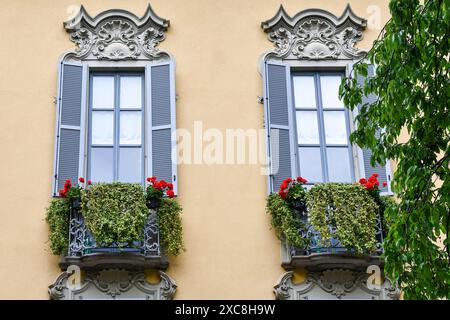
[59,179,72,198]
[79,177,92,185]
[59,177,92,197]
[278,176,308,199]
[359,173,387,190]
[147,176,175,198]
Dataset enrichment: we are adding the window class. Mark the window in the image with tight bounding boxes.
[53,62,177,195]
[292,72,354,184]
[89,73,144,184]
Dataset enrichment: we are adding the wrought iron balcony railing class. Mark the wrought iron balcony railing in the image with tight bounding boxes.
[59,199,167,270]
[283,210,385,270]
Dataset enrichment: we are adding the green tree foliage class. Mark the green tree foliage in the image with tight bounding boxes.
[340,0,449,299]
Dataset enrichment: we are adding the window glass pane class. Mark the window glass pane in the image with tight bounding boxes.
[119,148,142,183]
[92,76,114,109]
[92,111,114,145]
[120,76,142,109]
[299,147,323,182]
[90,148,114,182]
[324,111,348,145]
[293,76,316,109]
[120,112,142,145]
[296,111,319,144]
[327,148,352,182]
[320,76,344,109]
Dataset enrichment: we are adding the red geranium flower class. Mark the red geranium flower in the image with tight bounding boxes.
[296,177,307,183]
[167,183,174,190]
[359,178,367,184]
[382,182,388,187]
[167,190,175,198]
[278,189,287,199]
[87,180,92,185]
[79,177,85,183]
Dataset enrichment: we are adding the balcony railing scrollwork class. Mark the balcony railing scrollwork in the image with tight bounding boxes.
[59,198,167,270]
[283,209,386,271]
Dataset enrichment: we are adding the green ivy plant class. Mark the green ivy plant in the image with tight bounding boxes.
[46,178,84,254]
[307,183,379,254]
[46,197,71,255]
[81,183,149,246]
[46,179,184,256]
[266,193,307,249]
[156,198,184,256]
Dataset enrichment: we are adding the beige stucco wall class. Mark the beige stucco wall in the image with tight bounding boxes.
[0,0,393,299]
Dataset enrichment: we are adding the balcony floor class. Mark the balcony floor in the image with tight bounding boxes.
[59,252,169,271]
[283,252,384,272]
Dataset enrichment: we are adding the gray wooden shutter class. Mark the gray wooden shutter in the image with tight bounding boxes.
[356,64,391,192]
[53,61,85,196]
[147,61,178,194]
[264,62,296,193]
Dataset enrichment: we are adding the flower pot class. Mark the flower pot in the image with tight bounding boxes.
[290,198,306,214]
[147,197,160,209]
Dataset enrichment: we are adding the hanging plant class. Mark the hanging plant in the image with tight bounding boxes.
[81,182,149,247]
[358,173,394,233]
[46,178,184,256]
[307,183,379,254]
[46,178,89,254]
[266,177,309,249]
[145,177,183,256]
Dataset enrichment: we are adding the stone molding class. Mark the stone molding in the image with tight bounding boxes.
[261,5,367,60]
[63,4,170,60]
[274,269,400,300]
[49,269,176,300]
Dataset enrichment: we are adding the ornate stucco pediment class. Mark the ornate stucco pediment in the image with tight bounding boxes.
[64,4,170,60]
[274,269,400,300]
[261,5,367,60]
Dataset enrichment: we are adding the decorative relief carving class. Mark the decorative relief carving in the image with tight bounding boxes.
[49,269,177,300]
[262,5,367,60]
[64,5,170,60]
[274,269,400,300]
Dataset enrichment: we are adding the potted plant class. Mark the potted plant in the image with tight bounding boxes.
[278,177,308,217]
[146,177,174,209]
[58,177,91,209]
[359,173,391,234]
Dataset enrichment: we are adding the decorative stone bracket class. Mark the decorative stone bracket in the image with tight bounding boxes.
[274,269,400,300]
[261,4,367,60]
[64,4,170,60]
[49,269,177,300]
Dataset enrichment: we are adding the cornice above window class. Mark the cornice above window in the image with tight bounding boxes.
[261,4,367,60]
[64,4,170,61]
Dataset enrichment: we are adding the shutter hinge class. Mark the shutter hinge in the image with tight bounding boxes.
[173,175,176,181]
[257,96,264,104]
